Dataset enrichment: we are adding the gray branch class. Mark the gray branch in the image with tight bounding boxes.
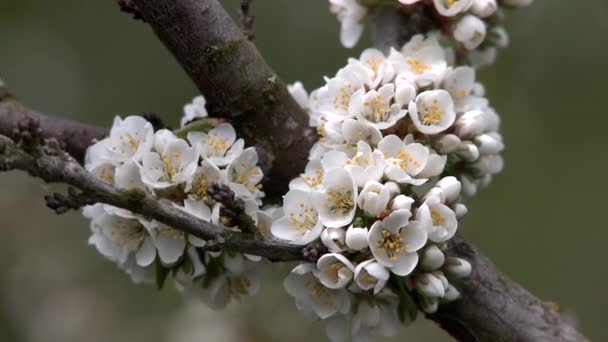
[372,7,587,342]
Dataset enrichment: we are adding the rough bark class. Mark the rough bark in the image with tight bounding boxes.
[372,7,587,342]
[131,0,316,196]
[0,82,107,163]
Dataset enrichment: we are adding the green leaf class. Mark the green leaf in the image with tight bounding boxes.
[173,118,219,139]
[155,258,170,290]
[391,274,418,323]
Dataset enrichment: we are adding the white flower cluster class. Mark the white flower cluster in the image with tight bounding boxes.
[82,96,265,309]
[277,35,500,341]
[329,0,534,67]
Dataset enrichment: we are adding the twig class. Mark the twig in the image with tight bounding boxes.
[117,0,145,22]
[239,0,255,40]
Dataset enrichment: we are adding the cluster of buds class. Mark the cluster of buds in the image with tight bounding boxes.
[82,96,266,309]
[329,0,534,67]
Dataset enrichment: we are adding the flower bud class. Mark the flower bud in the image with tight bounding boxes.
[460,175,478,197]
[421,245,445,271]
[471,0,497,18]
[443,284,461,302]
[395,82,417,108]
[453,203,468,219]
[321,227,347,252]
[345,226,369,251]
[384,181,401,197]
[456,141,480,162]
[436,176,461,204]
[469,47,497,68]
[391,194,415,211]
[358,181,391,217]
[490,26,509,48]
[444,257,472,278]
[455,110,487,138]
[475,133,504,154]
[454,15,487,50]
[437,134,462,154]
[416,272,446,298]
[419,294,439,314]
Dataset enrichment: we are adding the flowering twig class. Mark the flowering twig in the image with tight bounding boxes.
[0,133,305,262]
[372,7,587,342]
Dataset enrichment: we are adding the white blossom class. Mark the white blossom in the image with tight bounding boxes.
[368,209,428,276]
[140,130,198,189]
[316,253,356,289]
[418,196,458,242]
[284,263,350,319]
[378,135,430,185]
[350,84,407,129]
[314,168,358,228]
[389,35,447,87]
[354,260,389,294]
[107,116,154,163]
[329,0,366,48]
[408,90,456,135]
[271,189,324,245]
[187,123,244,167]
[181,95,208,127]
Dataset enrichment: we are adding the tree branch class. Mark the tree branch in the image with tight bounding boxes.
[0,80,108,163]
[0,133,304,262]
[130,0,316,197]
[372,7,587,341]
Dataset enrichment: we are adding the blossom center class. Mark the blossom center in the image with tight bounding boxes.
[110,220,146,247]
[420,100,443,126]
[289,204,317,233]
[431,208,446,226]
[363,95,390,123]
[161,152,182,181]
[205,132,230,156]
[407,58,432,75]
[332,85,353,111]
[377,229,405,261]
[301,169,323,188]
[326,188,354,215]
[395,150,421,171]
[323,263,348,284]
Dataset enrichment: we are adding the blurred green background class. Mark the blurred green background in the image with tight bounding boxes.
[0,0,606,341]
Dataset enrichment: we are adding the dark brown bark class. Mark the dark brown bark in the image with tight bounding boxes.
[372,7,588,342]
[131,0,315,196]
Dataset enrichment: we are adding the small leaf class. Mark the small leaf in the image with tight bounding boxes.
[391,274,418,323]
[173,118,221,139]
[155,258,170,290]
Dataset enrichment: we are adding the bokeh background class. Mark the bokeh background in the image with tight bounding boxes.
[0,0,606,341]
